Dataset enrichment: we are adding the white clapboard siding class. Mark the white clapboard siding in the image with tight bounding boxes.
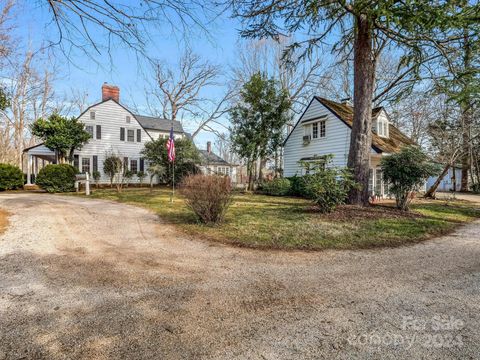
[284,98,352,177]
[74,100,152,184]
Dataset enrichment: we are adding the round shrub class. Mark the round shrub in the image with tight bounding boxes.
[36,164,77,193]
[180,174,233,224]
[0,163,24,191]
[260,178,291,196]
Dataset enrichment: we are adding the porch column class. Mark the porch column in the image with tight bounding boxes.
[26,154,32,185]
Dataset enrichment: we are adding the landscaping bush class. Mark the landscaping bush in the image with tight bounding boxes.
[287,175,308,197]
[381,146,440,211]
[472,183,480,194]
[92,170,101,188]
[36,164,77,193]
[180,174,233,224]
[302,168,357,213]
[0,163,24,190]
[260,178,291,196]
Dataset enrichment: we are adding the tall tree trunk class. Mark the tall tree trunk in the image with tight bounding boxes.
[424,164,450,198]
[347,14,375,206]
[461,109,471,191]
[460,29,472,192]
[247,158,255,191]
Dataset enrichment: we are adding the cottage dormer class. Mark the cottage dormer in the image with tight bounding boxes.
[374,112,389,138]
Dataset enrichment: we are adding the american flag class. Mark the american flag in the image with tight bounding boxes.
[166,126,175,162]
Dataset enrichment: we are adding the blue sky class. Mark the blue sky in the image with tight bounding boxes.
[15,1,244,149]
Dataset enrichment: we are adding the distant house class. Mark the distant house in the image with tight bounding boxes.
[23,83,187,185]
[198,141,237,183]
[283,96,414,198]
[426,165,462,192]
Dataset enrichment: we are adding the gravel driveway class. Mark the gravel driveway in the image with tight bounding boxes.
[1,193,480,359]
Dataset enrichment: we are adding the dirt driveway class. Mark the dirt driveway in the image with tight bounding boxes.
[1,193,480,359]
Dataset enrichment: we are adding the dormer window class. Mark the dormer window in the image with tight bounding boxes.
[377,118,389,138]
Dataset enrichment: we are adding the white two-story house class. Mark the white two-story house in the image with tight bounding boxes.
[24,83,185,184]
[283,96,414,197]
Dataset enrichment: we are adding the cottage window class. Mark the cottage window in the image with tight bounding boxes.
[126,116,131,123]
[96,125,102,139]
[127,129,135,142]
[305,120,326,140]
[319,120,326,138]
[82,157,91,174]
[312,122,318,139]
[90,111,95,120]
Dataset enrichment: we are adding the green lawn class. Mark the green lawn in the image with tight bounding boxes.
[79,187,480,250]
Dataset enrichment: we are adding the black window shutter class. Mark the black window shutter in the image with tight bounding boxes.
[93,156,98,172]
[73,155,79,171]
[139,158,144,172]
[137,129,141,142]
[96,125,101,139]
[120,127,125,141]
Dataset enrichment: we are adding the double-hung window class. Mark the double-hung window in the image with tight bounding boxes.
[305,120,326,140]
[86,125,94,138]
[312,122,318,139]
[127,129,135,142]
[377,119,389,137]
[82,157,91,174]
[319,120,326,138]
[130,159,138,173]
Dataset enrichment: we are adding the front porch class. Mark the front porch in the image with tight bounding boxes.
[22,143,56,185]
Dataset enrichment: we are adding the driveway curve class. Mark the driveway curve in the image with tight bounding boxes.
[1,193,479,359]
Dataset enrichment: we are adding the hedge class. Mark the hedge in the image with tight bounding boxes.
[0,163,24,191]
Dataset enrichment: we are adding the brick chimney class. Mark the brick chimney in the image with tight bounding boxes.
[207,141,212,154]
[102,83,120,102]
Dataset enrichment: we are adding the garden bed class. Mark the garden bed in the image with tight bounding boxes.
[76,188,480,250]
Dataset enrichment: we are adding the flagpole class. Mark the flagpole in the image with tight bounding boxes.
[171,157,175,202]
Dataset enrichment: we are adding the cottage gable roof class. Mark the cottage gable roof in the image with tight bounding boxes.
[198,150,230,165]
[314,97,415,153]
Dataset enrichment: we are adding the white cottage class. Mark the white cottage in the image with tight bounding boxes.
[24,84,186,185]
[198,141,237,183]
[283,97,414,197]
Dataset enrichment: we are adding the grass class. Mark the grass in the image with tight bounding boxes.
[0,209,9,235]
[77,187,480,250]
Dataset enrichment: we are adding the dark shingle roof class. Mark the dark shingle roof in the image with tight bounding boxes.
[314,97,415,153]
[134,114,184,133]
[198,150,230,165]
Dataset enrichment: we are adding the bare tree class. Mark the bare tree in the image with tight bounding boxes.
[0,51,56,167]
[39,1,215,63]
[389,90,438,148]
[144,49,231,137]
[231,37,328,115]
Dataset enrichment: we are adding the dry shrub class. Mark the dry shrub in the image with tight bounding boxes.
[180,174,233,224]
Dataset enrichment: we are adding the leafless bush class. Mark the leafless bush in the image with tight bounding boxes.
[180,174,233,224]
